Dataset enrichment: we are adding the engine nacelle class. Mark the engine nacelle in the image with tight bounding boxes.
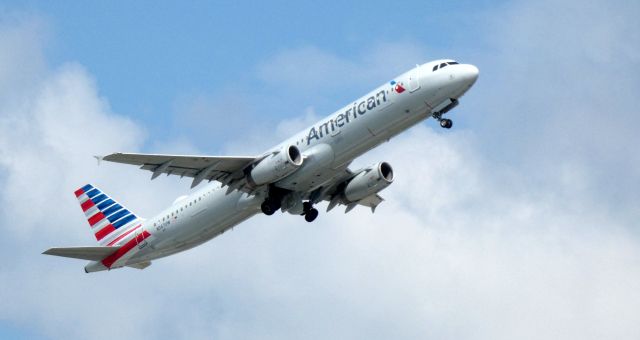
[344,162,394,202]
[248,145,303,186]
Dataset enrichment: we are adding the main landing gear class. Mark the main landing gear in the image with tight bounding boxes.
[261,197,319,222]
[261,199,281,216]
[302,201,319,223]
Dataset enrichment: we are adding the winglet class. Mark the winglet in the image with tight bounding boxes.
[93,155,103,166]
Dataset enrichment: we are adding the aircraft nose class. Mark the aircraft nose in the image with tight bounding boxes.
[460,64,479,85]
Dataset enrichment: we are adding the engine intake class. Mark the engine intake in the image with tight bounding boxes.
[344,161,394,202]
[248,145,303,186]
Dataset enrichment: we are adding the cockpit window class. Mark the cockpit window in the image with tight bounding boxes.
[434,61,460,72]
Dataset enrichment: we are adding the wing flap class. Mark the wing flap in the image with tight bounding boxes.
[43,246,121,261]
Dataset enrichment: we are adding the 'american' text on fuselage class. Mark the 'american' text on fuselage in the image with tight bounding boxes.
[307,89,388,145]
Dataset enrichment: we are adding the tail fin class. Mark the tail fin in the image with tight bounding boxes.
[74,184,141,246]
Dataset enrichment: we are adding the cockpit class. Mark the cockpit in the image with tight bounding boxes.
[432,61,459,72]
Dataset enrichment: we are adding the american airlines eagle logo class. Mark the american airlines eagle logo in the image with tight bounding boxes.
[390,80,405,93]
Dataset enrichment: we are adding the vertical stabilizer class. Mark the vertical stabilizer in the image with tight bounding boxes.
[74,184,142,246]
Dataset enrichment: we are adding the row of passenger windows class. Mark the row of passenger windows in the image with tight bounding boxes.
[432,61,459,71]
[152,188,214,227]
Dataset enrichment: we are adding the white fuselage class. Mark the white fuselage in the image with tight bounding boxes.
[85,59,478,272]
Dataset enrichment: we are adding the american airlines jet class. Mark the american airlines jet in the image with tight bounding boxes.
[44,60,478,273]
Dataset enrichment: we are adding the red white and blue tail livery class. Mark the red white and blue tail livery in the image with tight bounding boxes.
[74,184,140,245]
[43,59,478,272]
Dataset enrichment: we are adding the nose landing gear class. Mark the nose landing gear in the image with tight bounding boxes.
[439,118,453,129]
[433,111,453,129]
[431,98,457,129]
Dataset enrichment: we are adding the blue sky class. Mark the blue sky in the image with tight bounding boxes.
[11,1,497,150]
[1,1,639,339]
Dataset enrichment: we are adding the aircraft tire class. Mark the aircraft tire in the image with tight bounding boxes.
[440,119,453,129]
[304,208,319,222]
[261,201,276,216]
[302,201,312,213]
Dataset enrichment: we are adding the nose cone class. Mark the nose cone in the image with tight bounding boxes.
[460,64,479,86]
[446,63,479,99]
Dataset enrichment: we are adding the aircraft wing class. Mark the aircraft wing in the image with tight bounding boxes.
[43,246,121,261]
[103,152,257,189]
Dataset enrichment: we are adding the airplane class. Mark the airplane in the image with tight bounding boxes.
[43,59,478,273]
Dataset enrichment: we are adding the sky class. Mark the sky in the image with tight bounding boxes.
[0,0,639,339]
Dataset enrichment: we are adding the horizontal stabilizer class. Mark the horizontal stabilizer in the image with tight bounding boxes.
[43,246,121,261]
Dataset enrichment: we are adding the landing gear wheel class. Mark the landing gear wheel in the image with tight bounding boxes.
[440,118,453,129]
[304,208,319,222]
[261,201,275,215]
[262,199,281,216]
[302,201,312,213]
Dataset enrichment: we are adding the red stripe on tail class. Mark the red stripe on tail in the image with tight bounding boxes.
[95,224,116,241]
[107,224,141,246]
[88,212,106,226]
[102,230,151,268]
[81,199,95,212]
[74,188,84,197]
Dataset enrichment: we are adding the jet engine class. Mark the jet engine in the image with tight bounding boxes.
[248,145,303,186]
[344,161,394,202]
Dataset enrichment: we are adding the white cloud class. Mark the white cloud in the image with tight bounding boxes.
[0,15,192,339]
[1,1,640,339]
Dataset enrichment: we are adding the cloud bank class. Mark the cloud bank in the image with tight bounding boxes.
[0,1,639,339]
